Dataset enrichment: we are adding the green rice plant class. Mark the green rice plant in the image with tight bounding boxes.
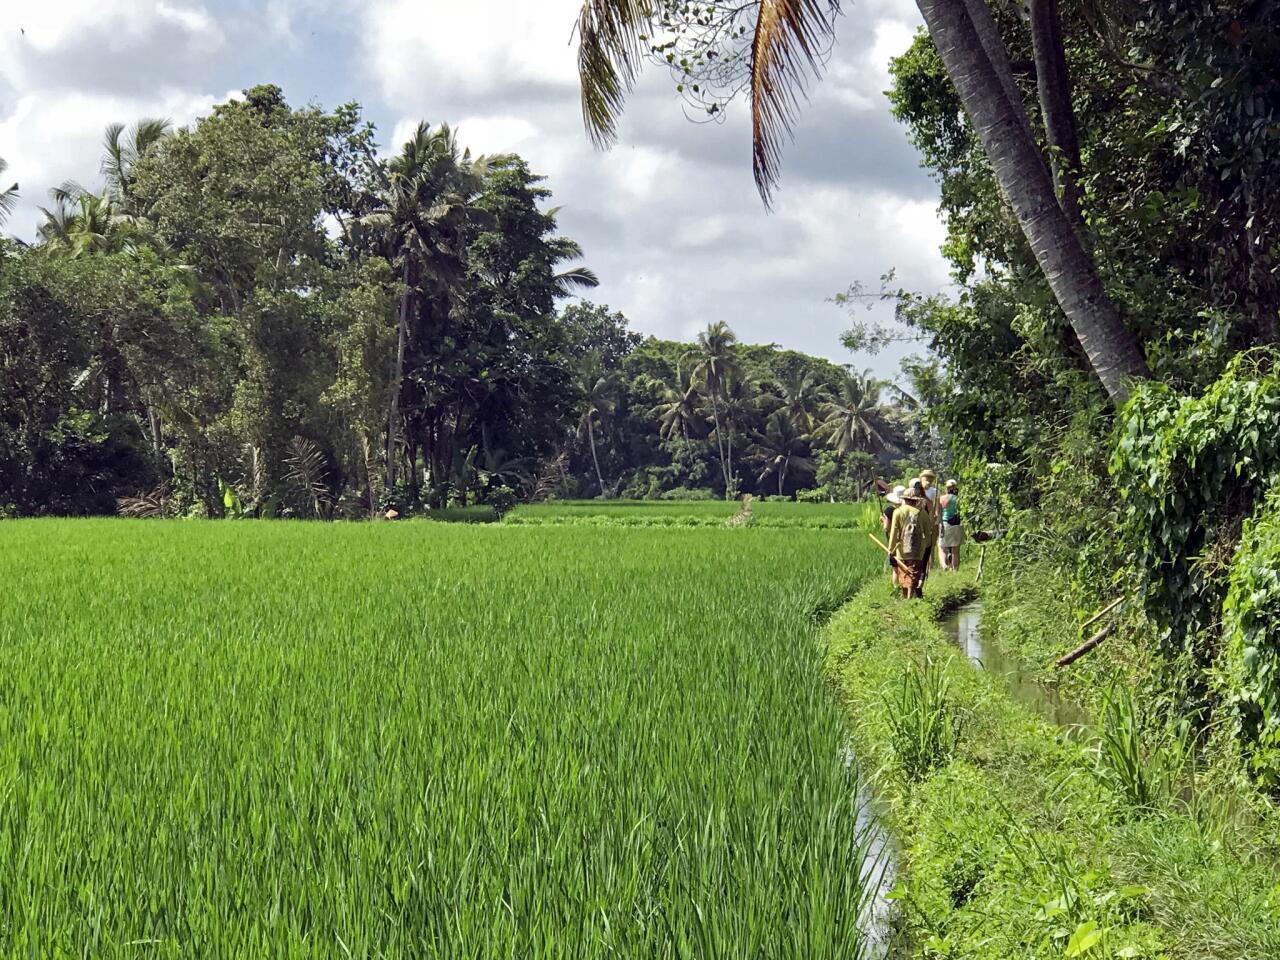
[1093,682,1191,812]
[0,519,885,957]
[883,657,962,781]
[506,499,877,529]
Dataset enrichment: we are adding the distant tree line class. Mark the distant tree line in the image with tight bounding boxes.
[0,85,912,518]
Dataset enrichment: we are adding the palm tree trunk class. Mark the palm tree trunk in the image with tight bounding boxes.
[386,258,412,490]
[917,0,1149,407]
[587,415,606,497]
[1028,0,1087,238]
[709,393,731,497]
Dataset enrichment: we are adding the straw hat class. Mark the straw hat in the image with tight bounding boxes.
[886,484,907,506]
[945,479,957,490]
[920,468,937,481]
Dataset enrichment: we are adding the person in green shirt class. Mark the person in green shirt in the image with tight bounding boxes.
[888,482,937,599]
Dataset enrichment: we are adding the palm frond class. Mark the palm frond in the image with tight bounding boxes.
[556,266,601,292]
[49,180,90,205]
[0,165,17,226]
[751,0,840,203]
[284,436,333,519]
[576,0,655,147]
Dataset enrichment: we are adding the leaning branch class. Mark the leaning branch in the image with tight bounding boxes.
[1055,623,1113,669]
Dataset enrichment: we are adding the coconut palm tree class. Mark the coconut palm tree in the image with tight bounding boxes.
[572,0,1149,405]
[647,367,703,441]
[769,367,824,434]
[575,360,618,497]
[101,118,171,212]
[684,321,739,496]
[547,235,601,294]
[37,189,128,256]
[361,122,487,489]
[715,369,758,498]
[751,409,816,496]
[817,369,894,455]
[0,158,17,228]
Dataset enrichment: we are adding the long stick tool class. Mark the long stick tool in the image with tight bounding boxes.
[867,533,898,568]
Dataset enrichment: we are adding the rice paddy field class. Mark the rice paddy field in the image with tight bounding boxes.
[505,499,879,529]
[0,511,884,957]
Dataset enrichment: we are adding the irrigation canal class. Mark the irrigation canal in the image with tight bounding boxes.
[942,602,1089,729]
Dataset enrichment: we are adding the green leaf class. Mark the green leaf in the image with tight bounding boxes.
[1065,920,1103,956]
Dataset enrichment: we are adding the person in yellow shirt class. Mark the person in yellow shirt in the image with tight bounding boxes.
[887,482,937,599]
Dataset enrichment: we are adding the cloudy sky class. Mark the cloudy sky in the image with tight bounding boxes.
[0,0,950,375]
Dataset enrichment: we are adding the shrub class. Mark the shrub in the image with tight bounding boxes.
[1221,488,1280,784]
[659,486,715,501]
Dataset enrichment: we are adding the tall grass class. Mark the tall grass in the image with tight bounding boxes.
[1093,682,1192,811]
[883,657,962,782]
[0,519,885,956]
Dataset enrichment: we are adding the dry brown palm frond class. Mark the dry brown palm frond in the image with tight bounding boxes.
[751,0,840,203]
[284,436,333,519]
[117,485,172,519]
[577,0,656,148]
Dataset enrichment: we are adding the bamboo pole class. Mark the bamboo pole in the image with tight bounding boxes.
[976,544,986,580]
[1055,624,1113,669]
[1080,596,1125,631]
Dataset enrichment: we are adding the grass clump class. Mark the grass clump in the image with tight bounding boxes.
[884,657,962,782]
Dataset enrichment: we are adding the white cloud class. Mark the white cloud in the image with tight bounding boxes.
[0,0,952,375]
[363,0,581,105]
[0,0,223,90]
[0,88,222,239]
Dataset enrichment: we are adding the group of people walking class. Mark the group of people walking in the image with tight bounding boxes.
[879,469,964,600]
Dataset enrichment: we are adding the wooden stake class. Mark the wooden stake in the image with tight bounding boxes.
[1080,596,1125,631]
[976,544,986,580]
[1055,624,1113,669]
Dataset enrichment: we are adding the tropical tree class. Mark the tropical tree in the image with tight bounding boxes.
[37,189,128,256]
[647,366,703,441]
[0,158,17,228]
[684,320,739,496]
[575,358,618,497]
[716,370,758,497]
[572,0,1150,406]
[101,118,171,213]
[751,409,816,496]
[361,122,486,489]
[818,369,894,455]
[768,367,824,433]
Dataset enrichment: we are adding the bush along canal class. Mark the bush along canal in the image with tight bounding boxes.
[822,568,1280,960]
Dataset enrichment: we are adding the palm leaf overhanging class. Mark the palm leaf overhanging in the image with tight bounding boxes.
[576,0,841,202]
[0,158,18,227]
[749,0,841,202]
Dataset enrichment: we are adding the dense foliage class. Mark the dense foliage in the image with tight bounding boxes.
[0,87,914,517]
[865,2,1280,782]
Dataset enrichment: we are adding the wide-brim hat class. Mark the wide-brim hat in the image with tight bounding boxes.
[921,469,937,480]
[886,484,907,506]
[945,479,957,489]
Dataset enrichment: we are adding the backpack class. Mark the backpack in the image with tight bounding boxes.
[900,506,923,560]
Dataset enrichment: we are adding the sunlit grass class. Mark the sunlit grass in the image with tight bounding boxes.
[0,519,884,957]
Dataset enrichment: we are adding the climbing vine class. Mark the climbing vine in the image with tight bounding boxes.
[1111,353,1280,777]
[1222,490,1280,785]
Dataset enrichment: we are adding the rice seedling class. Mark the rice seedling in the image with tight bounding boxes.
[0,519,885,957]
